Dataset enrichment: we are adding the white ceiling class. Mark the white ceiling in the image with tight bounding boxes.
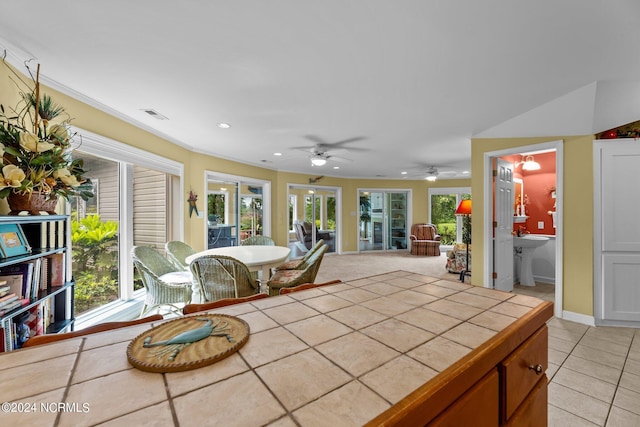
[2,1,640,180]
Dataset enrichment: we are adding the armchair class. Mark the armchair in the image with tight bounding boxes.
[267,244,328,296]
[132,246,193,317]
[165,240,196,270]
[409,223,441,256]
[293,221,332,250]
[446,243,472,273]
[189,255,260,302]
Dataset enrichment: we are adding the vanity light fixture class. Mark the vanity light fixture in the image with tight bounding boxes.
[517,155,541,171]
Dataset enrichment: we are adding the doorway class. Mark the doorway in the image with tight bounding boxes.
[205,171,271,249]
[484,140,563,318]
[358,189,411,252]
[288,184,340,258]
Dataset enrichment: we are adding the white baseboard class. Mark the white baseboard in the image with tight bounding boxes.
[533,275,555,285]
[561,310,595,326]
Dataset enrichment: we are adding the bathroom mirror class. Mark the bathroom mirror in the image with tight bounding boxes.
[513,177,528,222]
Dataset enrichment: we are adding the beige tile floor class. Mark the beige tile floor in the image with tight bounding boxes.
[514,282,640,426]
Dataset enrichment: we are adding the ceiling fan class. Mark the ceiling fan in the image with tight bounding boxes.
[291,135,367,167]
[417,166,458,181]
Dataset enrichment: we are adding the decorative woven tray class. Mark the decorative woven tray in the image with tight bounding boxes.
[127,314,250,373]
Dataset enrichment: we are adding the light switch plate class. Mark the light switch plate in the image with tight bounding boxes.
[538,221,544,229]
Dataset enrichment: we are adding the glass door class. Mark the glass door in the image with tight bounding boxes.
[207,180,239,248]
[387,192,408,250]
[288,185,338,258]
[240,184,264,243]
[359,190,409,252]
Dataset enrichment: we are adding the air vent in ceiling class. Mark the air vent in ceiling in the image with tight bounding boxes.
[141,109,169,120]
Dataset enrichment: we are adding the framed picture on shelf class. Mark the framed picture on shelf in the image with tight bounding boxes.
[0,224,31,258]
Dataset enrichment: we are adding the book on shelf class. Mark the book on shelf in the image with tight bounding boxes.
[29,258,42,300]
[0,293,18,308]
[0,272,28,299]
[0,298,29,317]
[47,253,65,288]
[0,280,8,296]
[26,304,44,338]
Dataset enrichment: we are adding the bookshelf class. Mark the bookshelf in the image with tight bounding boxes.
[388,193,407,250]
[0,215,74,352]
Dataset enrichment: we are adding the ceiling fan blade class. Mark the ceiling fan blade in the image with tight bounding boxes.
[304,135,328,145]
[329,156,353,163]
[324,148,350,156]
[329,136,366,147]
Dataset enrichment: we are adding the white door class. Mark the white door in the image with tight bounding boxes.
[597,142,640,324]
[494,158,515,292]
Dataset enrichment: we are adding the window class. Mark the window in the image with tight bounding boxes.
[70,127,183,314]
[428,187,471,246]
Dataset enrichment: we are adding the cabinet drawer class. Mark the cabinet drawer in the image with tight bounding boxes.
[500,325,548,421]
[429,368,499,427]
[504,375,547,427]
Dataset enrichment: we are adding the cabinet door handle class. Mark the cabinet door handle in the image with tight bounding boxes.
[528,364,543,375]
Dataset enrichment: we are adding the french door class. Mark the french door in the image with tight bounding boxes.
[358,190,410,252]
[288,185,338,256]
[205,172,270,249]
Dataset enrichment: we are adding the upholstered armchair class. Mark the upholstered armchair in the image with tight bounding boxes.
[446,243,472,273]
[409,223,441,256]
[293,221,332,250]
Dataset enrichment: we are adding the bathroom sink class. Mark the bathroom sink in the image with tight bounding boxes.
[514,235,549,286]
[514,235,549,249]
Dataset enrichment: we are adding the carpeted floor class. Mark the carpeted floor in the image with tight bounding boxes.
[315,251,456,283]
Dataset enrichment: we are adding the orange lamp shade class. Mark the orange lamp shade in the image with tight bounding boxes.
[455,199,472,215]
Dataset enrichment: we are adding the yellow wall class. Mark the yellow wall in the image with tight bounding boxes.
[471,136,594,316]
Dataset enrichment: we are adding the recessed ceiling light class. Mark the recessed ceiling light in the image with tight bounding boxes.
[333,166,339,169]
[273,152,282,156]
[401,171,407,175]
[217,123,230,129]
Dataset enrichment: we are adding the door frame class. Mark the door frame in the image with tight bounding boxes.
[483,140,564,318]
[287,183,342,254]
[357,188,413,253]
[204,170,272,248]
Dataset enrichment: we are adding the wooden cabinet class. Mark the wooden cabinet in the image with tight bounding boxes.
[0,215,73,352]
[366,301,553,427]
[431,369,500,427]
[500,326,548,422]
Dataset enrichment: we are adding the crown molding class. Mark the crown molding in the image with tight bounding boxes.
[1,37,194,153]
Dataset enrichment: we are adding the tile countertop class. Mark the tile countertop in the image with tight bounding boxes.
[0,271,552,427]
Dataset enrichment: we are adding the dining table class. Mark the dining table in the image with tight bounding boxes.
[0,271,552,426]
[185,245,291,282]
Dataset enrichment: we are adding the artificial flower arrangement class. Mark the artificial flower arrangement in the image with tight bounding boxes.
[0,60,93,207]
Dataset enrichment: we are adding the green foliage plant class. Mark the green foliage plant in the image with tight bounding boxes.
[0,59,94,201]
[71,214,119,314]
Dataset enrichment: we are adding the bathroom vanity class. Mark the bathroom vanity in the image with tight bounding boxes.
[514,235,556,286]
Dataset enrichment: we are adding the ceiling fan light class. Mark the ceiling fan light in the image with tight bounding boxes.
[311,157,327,166]
[425,175,437,182]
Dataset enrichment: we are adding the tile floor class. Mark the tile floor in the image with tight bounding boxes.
[514,282,640,426]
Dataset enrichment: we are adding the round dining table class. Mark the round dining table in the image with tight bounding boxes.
[185,245,291,282]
